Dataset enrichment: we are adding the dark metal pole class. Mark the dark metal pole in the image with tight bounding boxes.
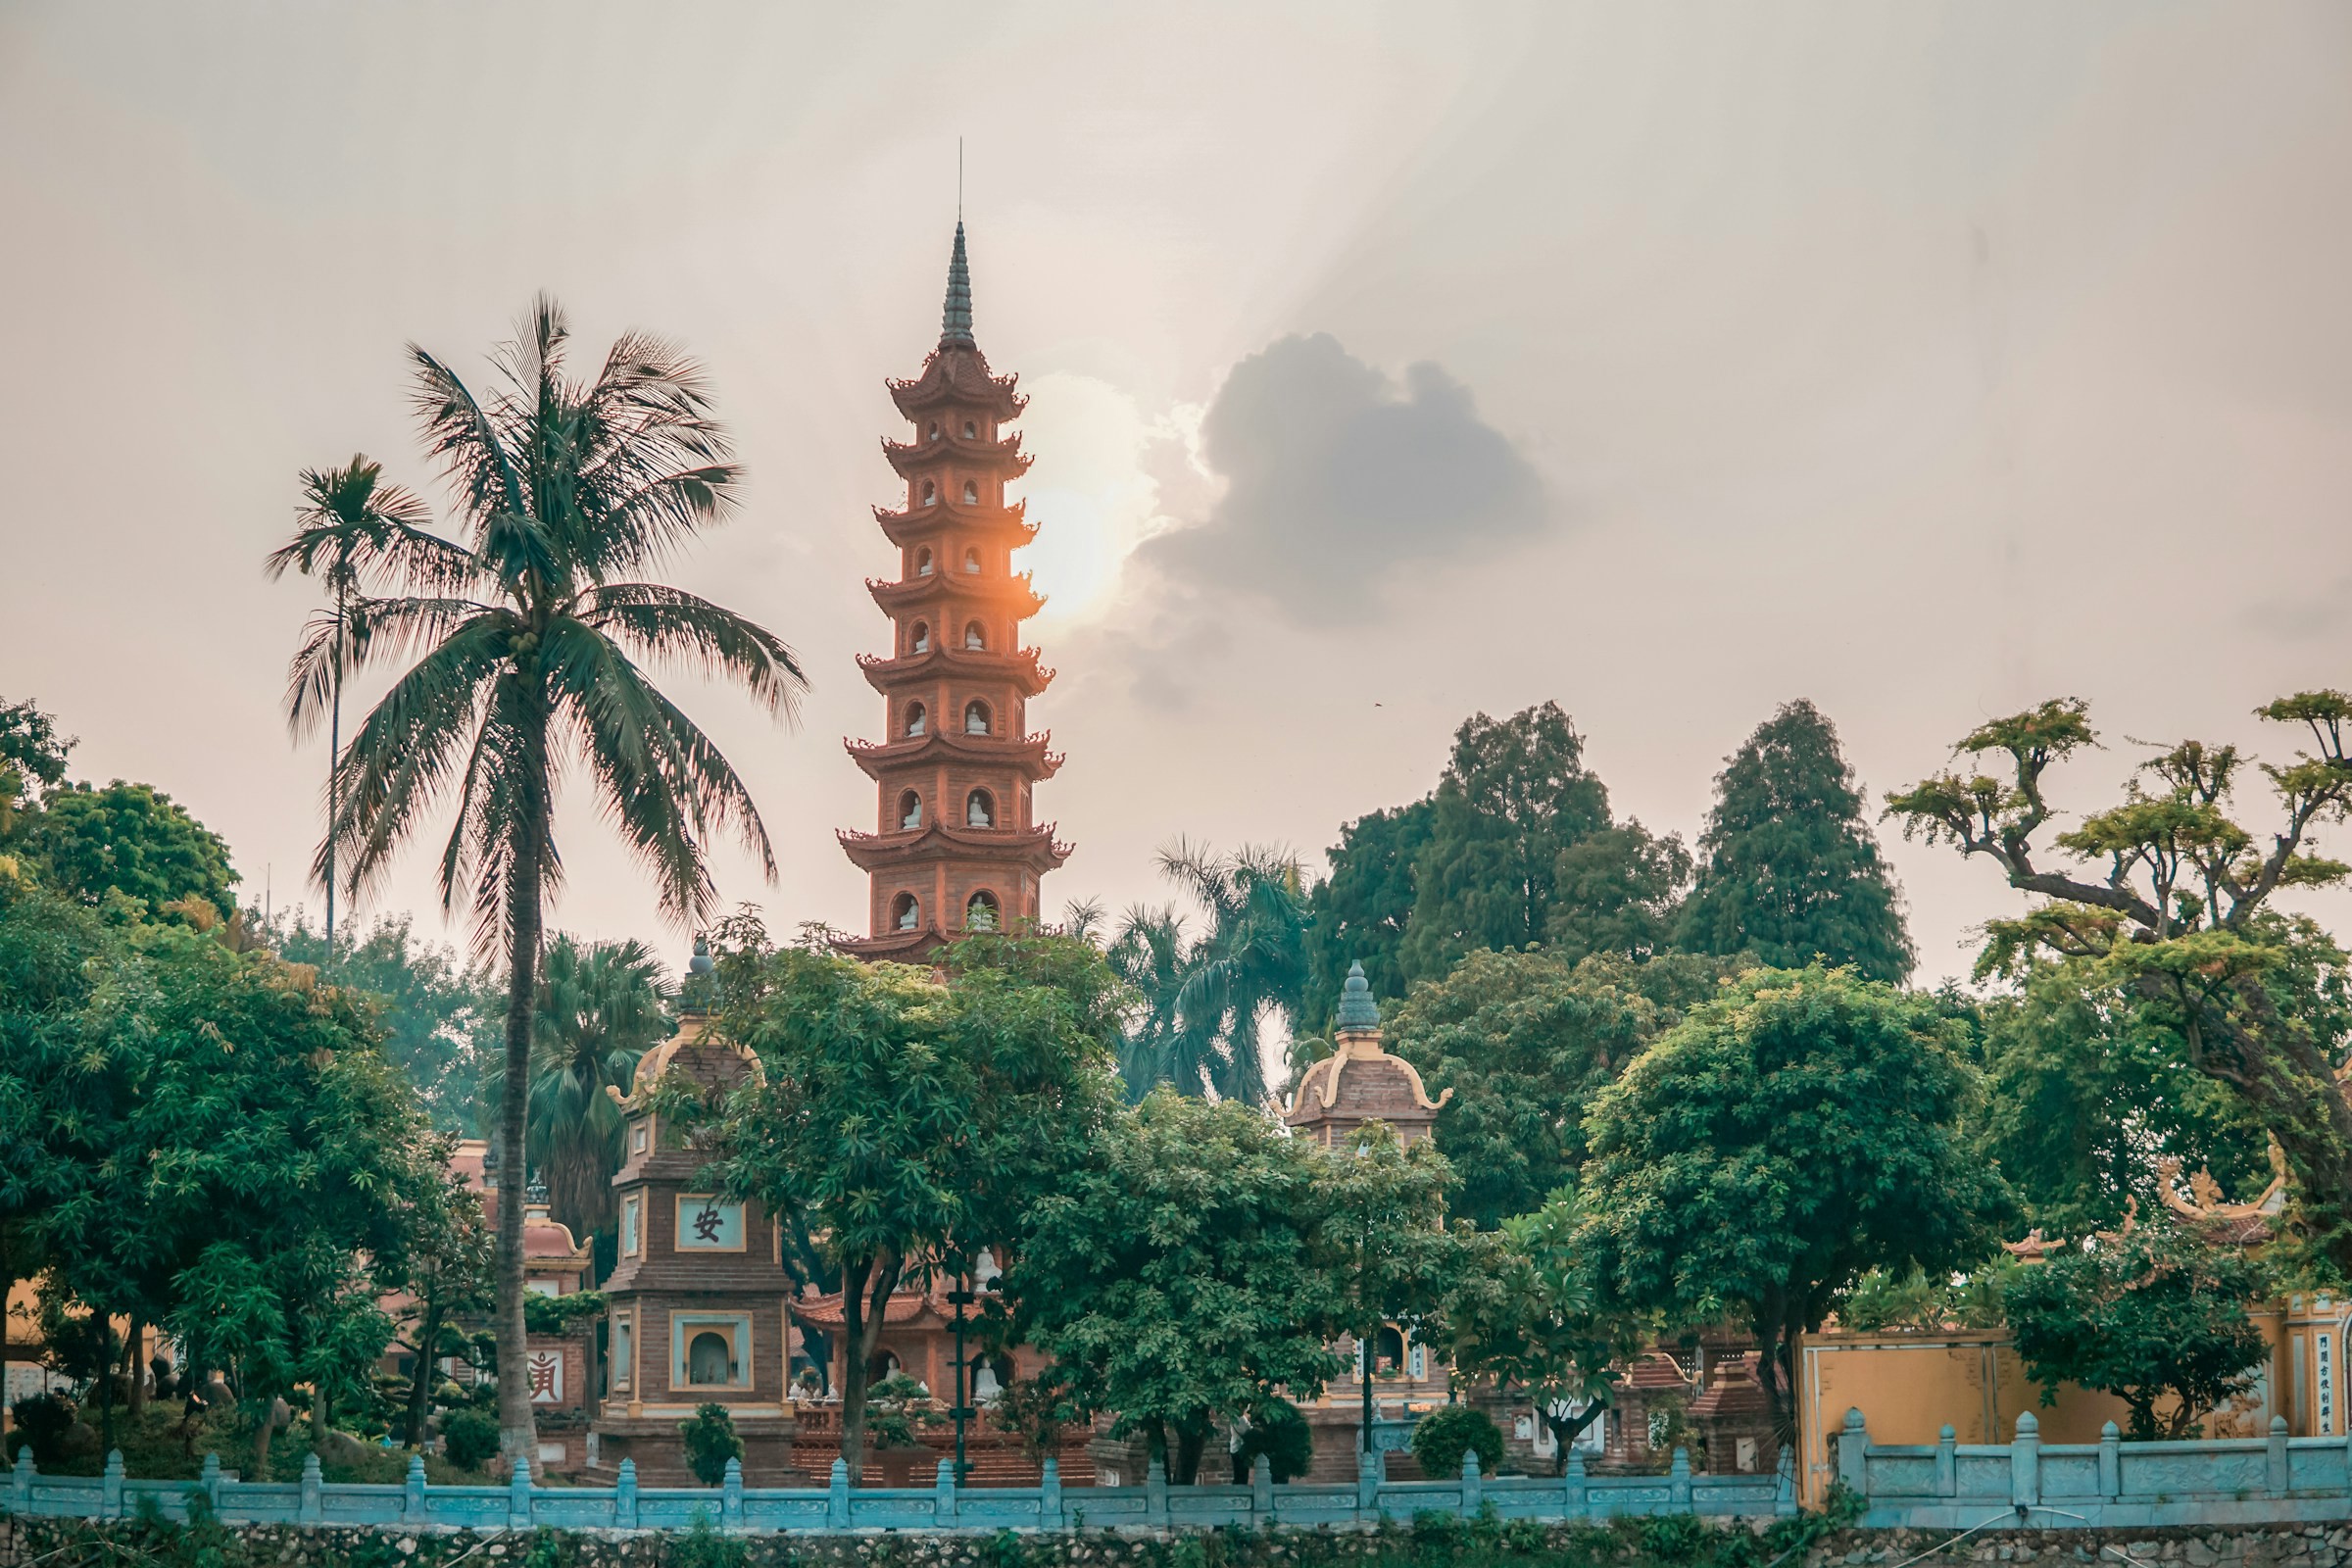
[948,1276,974,1484]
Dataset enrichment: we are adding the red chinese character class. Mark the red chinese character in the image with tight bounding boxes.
[528,1352,560,1401]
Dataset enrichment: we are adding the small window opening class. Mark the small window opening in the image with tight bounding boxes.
[963,621,986,651]
[909,621,930,654]
[963,701,991,736]
[928,421,941,440]
[962,481,980,506]
[891,894,920,931]
[966,789,995,829]
[915,548,933,576]
[920,479,936,506]
[965,891,1001,931]
[688,1331,735,1386]
[898,791,922,831]
[962,419,977,439]
[905,702,927,738]
[962,547,982,573]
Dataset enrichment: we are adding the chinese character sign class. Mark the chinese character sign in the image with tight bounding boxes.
[528,1350,564,1404]
[675,1197,744,1250]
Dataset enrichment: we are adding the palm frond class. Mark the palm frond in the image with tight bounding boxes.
[582,583,808,723]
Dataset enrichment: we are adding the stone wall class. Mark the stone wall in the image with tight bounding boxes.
[12,1517,2352,1568]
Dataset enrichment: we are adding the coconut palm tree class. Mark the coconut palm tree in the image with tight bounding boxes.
[277,297,806,1463]
[265,456,444,957]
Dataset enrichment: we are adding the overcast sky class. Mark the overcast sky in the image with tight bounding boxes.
[4,2,2349,986]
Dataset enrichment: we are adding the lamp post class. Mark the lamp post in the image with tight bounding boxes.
[947,1273,976,1485]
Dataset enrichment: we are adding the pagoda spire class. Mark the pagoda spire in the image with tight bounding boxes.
[940,221,974,349]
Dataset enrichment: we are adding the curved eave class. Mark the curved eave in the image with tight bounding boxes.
[866,574,1048,619]
[844,730,1064,781]
[886,352,1027,420]
[831,926,953,964]
[881,432,1032,481]
[838,822,1074,873]
[858,647,1054,697]
[875,498,1037,549]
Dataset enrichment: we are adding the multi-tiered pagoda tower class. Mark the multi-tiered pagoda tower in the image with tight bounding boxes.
[838,223,1070,960]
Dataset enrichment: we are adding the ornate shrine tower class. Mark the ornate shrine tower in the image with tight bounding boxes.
[838,223,1070,959]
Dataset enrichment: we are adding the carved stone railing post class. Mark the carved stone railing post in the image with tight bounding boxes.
[199,1451,221,1516]
[1667,1446,1690,1509]
[401,1451,427,1521]
[14,1451,33,1515]
[296,1452,320,1525]
[2268,1416,2290,1497]
[1039,1456,1064,1531]
[2098,1422,2120,1499]
[508,1454,532,1530]
[1145,1456,1169,1528]
[1250,1452,1273,1521]
[723,1456,745,1528]
[615,1458,638,1530]
[1837,1408,1869,1498]
[827,1457,851,1530]
[934,1457,956,1526]
[2010,1412,2039,1509]
[1937,1425,1959,1497]
[1357,1443,1382,1517]
[1461,1447,1484,1518]
[1563,1446,1589,1517]
[104,1450,126,1519]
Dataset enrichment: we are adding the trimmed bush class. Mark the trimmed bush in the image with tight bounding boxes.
[1410,1404,1503,1479]
[1232,1398,1314,1483]
[679,1402,745,1487]
[440,1407,500,1470]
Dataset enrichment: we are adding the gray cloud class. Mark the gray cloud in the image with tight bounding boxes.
[1143,333,1546,621]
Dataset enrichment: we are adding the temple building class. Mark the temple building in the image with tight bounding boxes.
[837,222,1070,959]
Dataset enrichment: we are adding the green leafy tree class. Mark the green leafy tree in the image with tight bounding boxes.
[284,298,808,1461]
[1006,1092,1345,1484]
[1310,1123,1461,1454]
[265,909,502,1135]
[265,456,443,956]
[1389,948,1724,1230]
[679,1402,745,1486]
[386,1161,494,1448]
[1887,695,2352,1272]
[1303,799,1435,1024]
[1401,704,1615,977]
[1970,970,2271,1238]
[2006,1228,2271,1439]
[1410,1404,1503,1480]
[1676,700,1914,981]
[1578,966,2007,1440]
[1442,1189,1636,1471]
[0,696,74,843]
[691,931,1119,1474]
[23,780,237,913]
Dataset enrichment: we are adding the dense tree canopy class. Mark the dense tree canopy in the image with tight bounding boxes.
[1388,947,1725,1230]
[2006,1227,2272,1440]
[22,779,238,913]
[1676,700,1913,980]
[693,929,1121,1472]
[1578,965,2006,1439]
[1303,799,1434,1025]
[1007,1092,1345,1484]
[0,696,74,840]
[1888,694,2352,1274]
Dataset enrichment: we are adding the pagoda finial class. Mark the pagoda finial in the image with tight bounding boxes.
[940,221,975,349]
[1337,960,1380,1033]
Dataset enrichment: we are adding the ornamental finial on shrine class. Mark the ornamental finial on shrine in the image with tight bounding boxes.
[1337,959,1380,1034]
[940,221,974,348]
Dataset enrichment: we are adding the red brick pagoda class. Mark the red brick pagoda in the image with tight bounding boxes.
[838,222,1070,959]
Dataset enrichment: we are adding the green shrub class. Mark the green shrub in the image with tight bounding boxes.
[1231,1398,1313,1483]
[440,1407,501,1470]
[678,1402,744,1487]
[8,1392,76,1464]
[1410,1404,1503,1480]
[668,1512,749,1568]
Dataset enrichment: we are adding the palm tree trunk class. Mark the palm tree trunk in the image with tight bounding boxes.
[326,594,341,960]
[495,836,544,1467]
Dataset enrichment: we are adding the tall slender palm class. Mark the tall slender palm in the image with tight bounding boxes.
[508,935,672,1242]
[1102,903,1198,1100]
[265,457,442,957]
[1152,840,1313,1105]
[278,297,807,1463]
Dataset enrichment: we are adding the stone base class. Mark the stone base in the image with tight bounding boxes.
[585,1415,807,1487]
